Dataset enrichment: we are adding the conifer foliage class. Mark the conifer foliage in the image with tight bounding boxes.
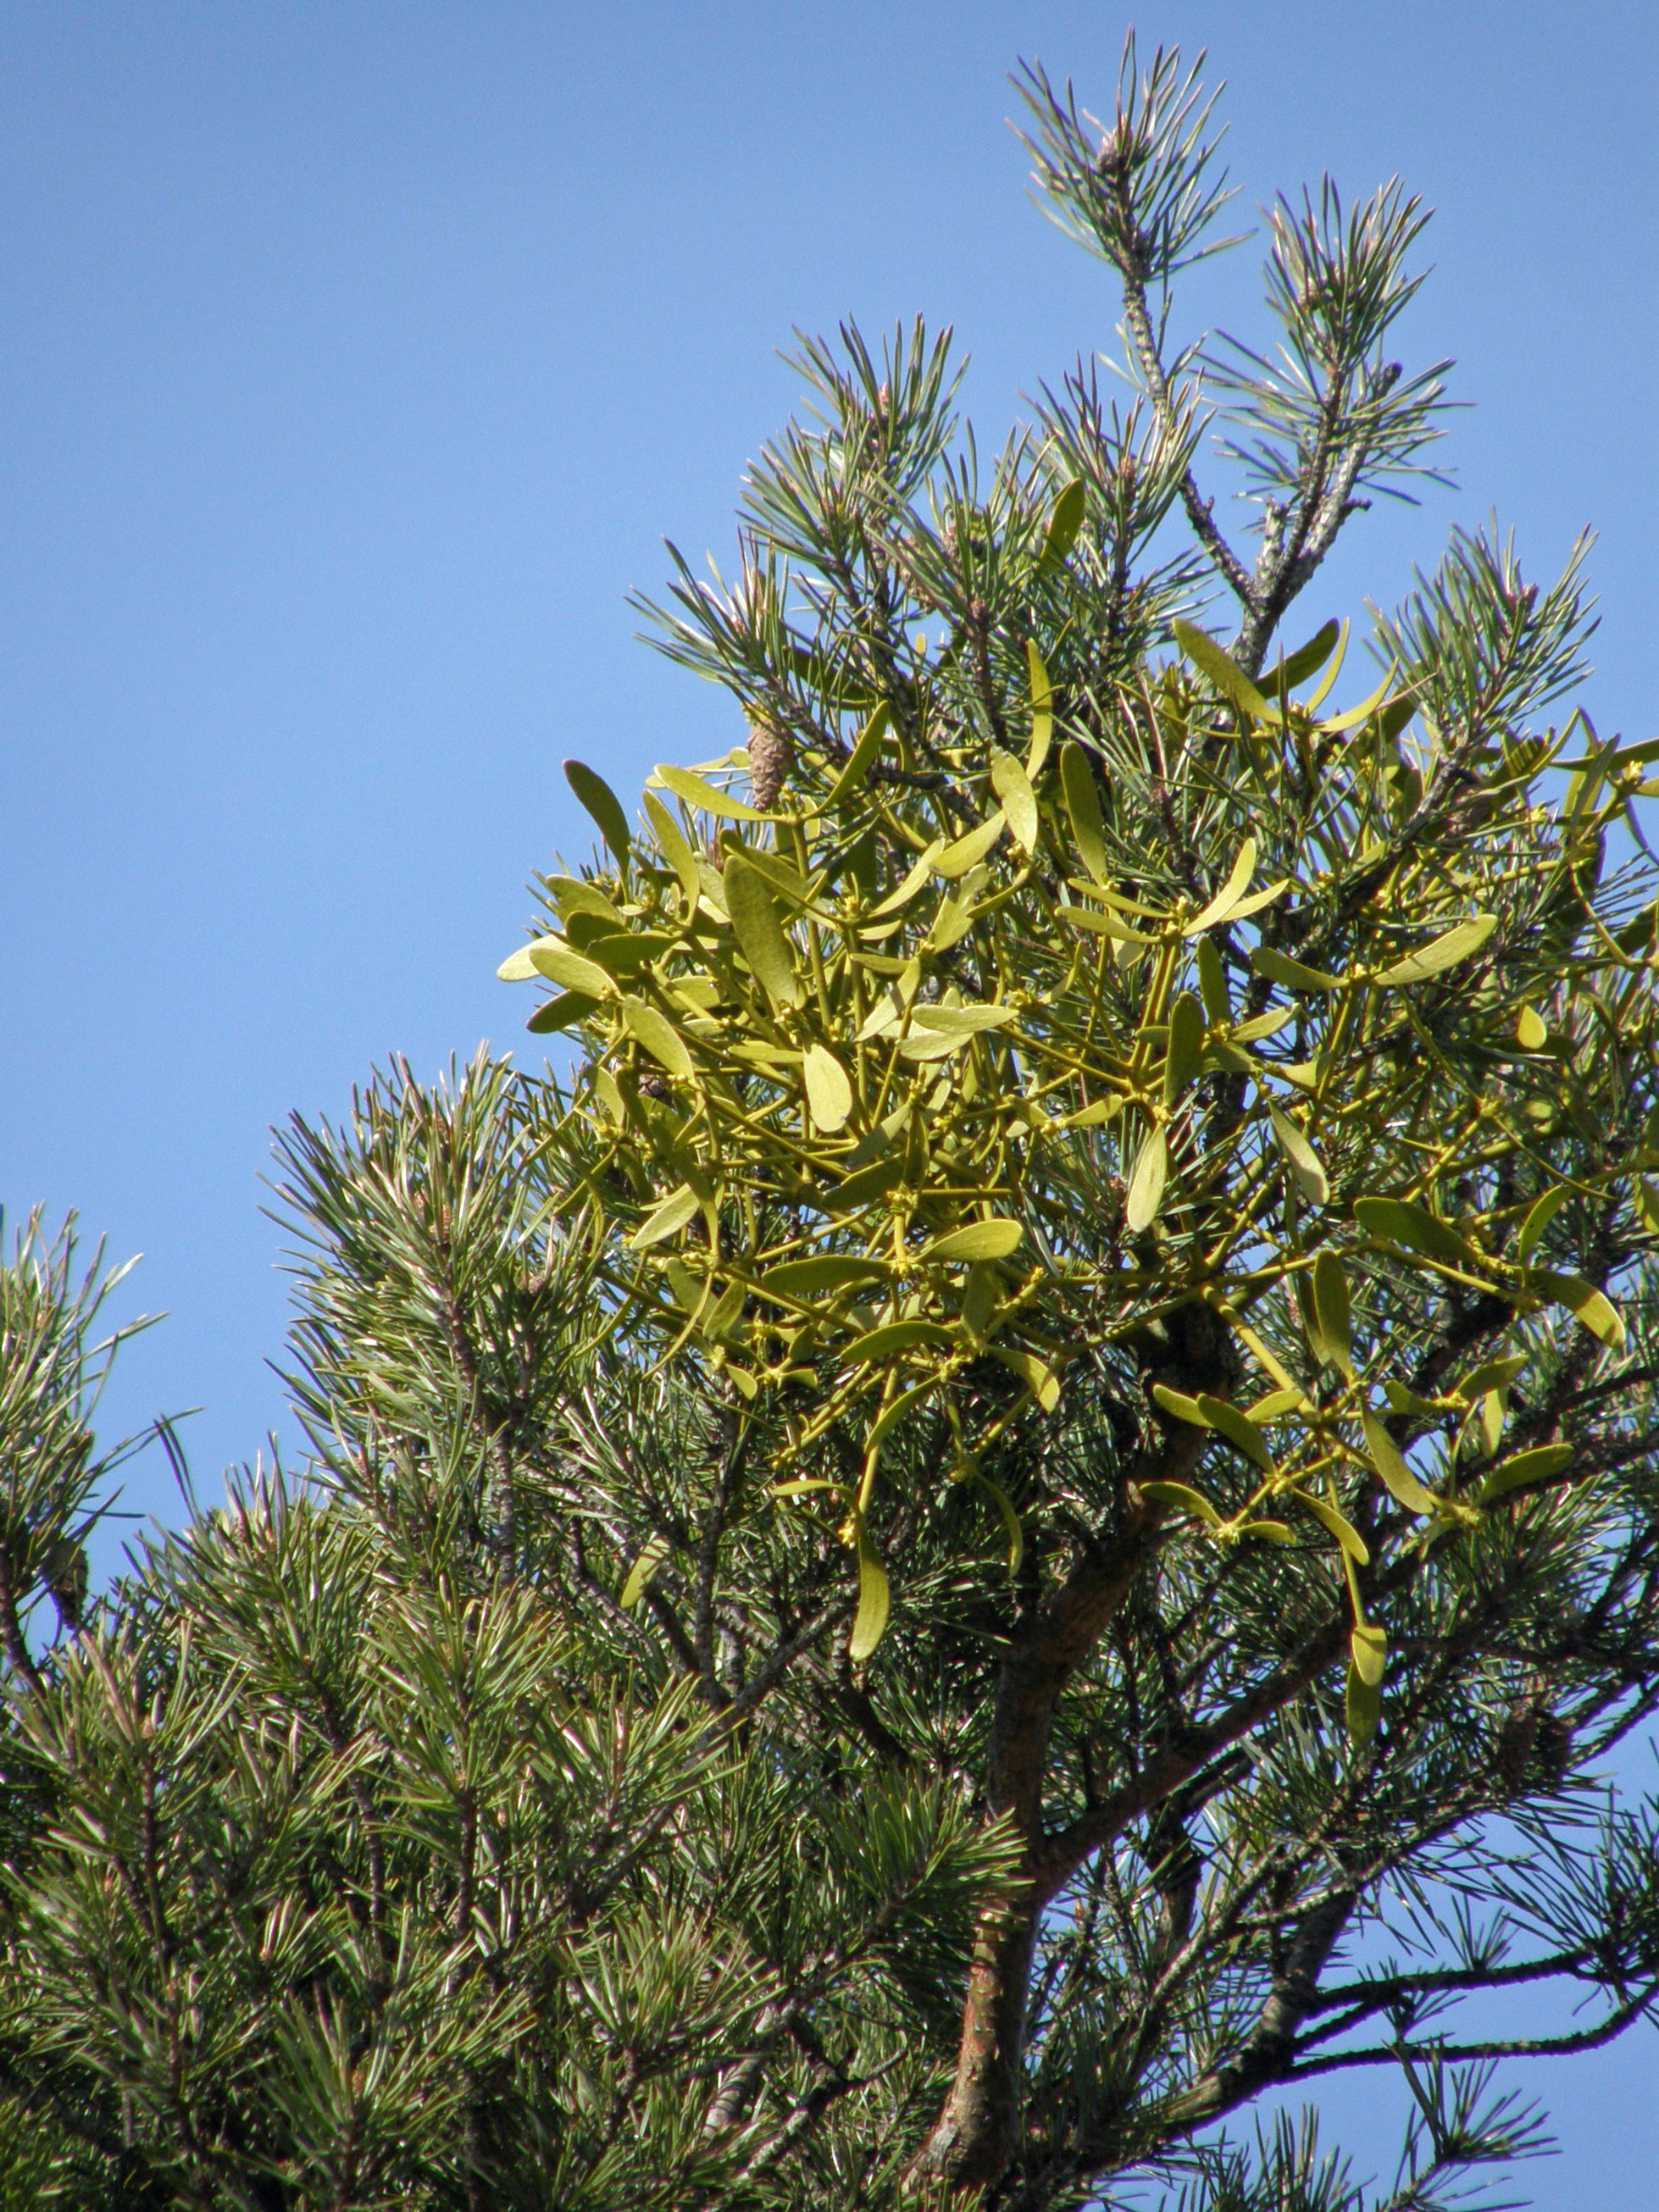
[4,39,1659,2212]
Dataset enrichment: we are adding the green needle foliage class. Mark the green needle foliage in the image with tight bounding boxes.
[4,36,1659,2212]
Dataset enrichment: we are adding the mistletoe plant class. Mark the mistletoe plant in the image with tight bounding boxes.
[485,41,1659,2191]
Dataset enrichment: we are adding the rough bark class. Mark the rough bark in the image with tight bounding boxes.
[916,1305,1237,2189]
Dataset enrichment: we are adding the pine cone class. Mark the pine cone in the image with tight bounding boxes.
[746,717,793,809]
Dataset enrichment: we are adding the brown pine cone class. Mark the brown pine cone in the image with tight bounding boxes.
[746,716,793,810]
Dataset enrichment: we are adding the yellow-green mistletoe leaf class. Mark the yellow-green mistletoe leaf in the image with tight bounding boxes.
[1471,1441,1576,1505]
[655,760,768,822]
[630,1184,702,1250]
[761,1255,887,1301]
[1139,1479,1221,1527]
[1291,1489,1370,1565]
[563,757,632,860]
[1361,1408,1440,1516]
[936,811,1007,879]
[621,997,696,1082]
[642,791,702,909]
[843,1319,955,1363]
[922,1218,1025,1263]
[1040,478,1086,573]
[1251,945,1344,993]
[1124,1128,1168,1234]
[1185,840,1257,935]
[1350,1619,1387,1688]
[527,990,599,1035]
[497,935,561,982]
[530,942,615,998]
[1170,618,1273,722]
[848,1523,891,1662]
[724,855,804,1009]
[1025,640,1054,778]
[1163,992,1206,1107]
[1312,1251,1354,1378]
[1059,742,1107,882]
[990,748,1040,854]
[1528,1271,1624,1349]
[1346,1655,1381,1745]
[1375,915,1497,986]
[1516,1185,1569,1261]
[1196,1394,1277,1474]
[990,1344,1061,1411]
[824,701,891,807]
[1269,1106,1329,1206]
[619,1533,671,1609]
[802,1043,853,1131]
[1354,1198,1482,1270]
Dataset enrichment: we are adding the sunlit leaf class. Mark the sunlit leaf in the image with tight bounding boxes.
[1261,618,1341,698]
[1346,1655,1381,1745]
[621,998,696,1081]
[824,701,891,807]
[761,1256,887,1300]
[655,761,768,821]
[530,941,615,998]
[1354,1198,1482,1269]
[825,1156,904,1212]
[1350,1620,1387,1688]
[1291,1489,1369,1564]
[1140,1479,1220,1526]
[527,990,599,1035]
[630,1184,702,1250]
[910,1002,1018,1034]
[1312,1252,1354,1377]
[922,1219,1024,1262]
[1163,992,1205,1107]
[803,1044,853,1131]
[1516,1185,1568,1261]
[724,856,804,1009]
[563,758,632,860]
[497,935,561,982]
[1060,742,1107,881]
[1269,1107,1329,1205]
[1251,945,1344,993]
[1025,640,1054,778]
[1196,935,1229,1022]
[642,791,702,908]
[848,1523,891,1662]
[1196,1394,1276,1473]
[990,1344,1061,1411]
[1375,915,1498,986]
[843,1320,955,1363]
[1472,1442,1575,1505]
[1361,1409,1440,1516]
[1529,1270,1625,1349]
[1124,1128,1168,1233]
[870,840,946,916]
[1171,618,1272,721]
[1185,839,1257,935]
[990,749,1040,853]
[619,1533,670,1609]
[1040,477,1086,571]
[936,811,1007,879]
[1151,1383,1207,1428]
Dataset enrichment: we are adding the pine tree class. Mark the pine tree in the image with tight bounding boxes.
[3,39,1659,2212]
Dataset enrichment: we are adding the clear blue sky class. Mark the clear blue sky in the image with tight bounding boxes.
[2,5,1655,2201]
